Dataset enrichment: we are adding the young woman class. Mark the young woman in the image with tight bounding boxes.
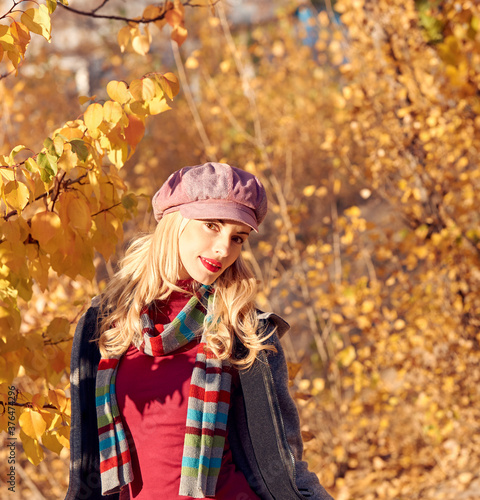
[65,162,334,500]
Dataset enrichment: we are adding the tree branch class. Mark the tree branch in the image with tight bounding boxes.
[0,401,61,411]
[0,66,19,81]
[58,1,172,24]
[58,0,218,24]
[0,0,26,21]
[91,0,111,14]
[90,202,122,217]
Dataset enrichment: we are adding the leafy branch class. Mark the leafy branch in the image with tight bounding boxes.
[3,173,89,221]
[58,0,172,24]
[58,0,218,23]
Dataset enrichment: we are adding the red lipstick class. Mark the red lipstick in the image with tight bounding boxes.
[200,257,222,273]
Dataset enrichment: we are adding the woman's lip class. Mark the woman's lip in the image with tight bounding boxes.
[200,257,222,272]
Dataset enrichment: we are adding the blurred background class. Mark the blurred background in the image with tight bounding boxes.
[1,0,480,498]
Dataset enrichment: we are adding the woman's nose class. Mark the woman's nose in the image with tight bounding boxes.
[213,236,230,257]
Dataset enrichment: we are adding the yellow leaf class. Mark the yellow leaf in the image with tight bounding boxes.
[20,430,44,466]
[0,167,15,182]
[143,5,162,20]
[157,72,180,99]
[130,78,156,102]
[303,185,316,197]
[78,95,95,105]
[394,319,405,330]
[345,205,361,217]
[312,377,325,392]
[106,80,131,104]
[38,408,56,430]
[21,5,52,41]
[84,102,103,131]
[48,389,67,413]
[32,393,46,409]
[413,246,429,259]
[338,345,356,368]
[53,135,64,156]
[117,25,131,53]
[4,181,29,211]
[92,212,119,260]
[41,430,63,455]
[46,318,71,344]
[331,312,344,324]
[185,55,199,69]
[148,98,171,115]
[356,315,371,329]
[46,0,57,14]
[30,211,61,249]
[361,300,375,314]
[287,362,302,380]
[333,178,341,195]
[132,34,150,56]
[103,100,124,124]
[56,425,70,448]
[107,144,129,168]
[19,408,47,440]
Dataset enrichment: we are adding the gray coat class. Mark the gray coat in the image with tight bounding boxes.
[65,305,334,500]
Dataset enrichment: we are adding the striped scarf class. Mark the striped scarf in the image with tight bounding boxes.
[95,284,232,498]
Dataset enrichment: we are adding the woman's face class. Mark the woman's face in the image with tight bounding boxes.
[178,219,251,285]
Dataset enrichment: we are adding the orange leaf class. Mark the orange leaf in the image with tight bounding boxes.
[124,114,145,147]
[171,24,188,46]
[165,8,183,27]
[10,22,30,55]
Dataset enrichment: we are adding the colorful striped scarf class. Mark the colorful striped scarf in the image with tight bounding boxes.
[95,284,232,498]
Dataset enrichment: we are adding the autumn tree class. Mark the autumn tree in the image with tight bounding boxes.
[0,0,202,481]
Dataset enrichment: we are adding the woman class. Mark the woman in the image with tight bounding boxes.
[65,162,334,500]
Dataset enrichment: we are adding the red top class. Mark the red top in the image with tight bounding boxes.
[115,283,260,499]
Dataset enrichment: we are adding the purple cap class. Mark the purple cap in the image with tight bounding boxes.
[152,162,267,231]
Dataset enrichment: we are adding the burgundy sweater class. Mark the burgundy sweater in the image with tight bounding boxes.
[115,285,260,499]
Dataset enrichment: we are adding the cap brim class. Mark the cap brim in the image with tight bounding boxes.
[178,201,259,232]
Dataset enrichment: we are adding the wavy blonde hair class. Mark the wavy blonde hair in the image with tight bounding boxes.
[97,211,274,368]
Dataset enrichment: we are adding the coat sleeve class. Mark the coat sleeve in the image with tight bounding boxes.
[65,305,120,500]
[266,328,334,500]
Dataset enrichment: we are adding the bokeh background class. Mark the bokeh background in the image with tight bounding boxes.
[1,0,480,498]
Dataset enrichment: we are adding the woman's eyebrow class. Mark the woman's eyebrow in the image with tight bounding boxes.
[216,219,251,235]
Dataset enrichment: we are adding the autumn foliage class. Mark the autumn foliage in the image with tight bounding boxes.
[1,0,480,498]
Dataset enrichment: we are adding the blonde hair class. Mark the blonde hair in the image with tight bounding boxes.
[97,212,274,368]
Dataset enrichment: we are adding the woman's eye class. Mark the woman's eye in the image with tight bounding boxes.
[233,236,245,244]
[205,222,217,230]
